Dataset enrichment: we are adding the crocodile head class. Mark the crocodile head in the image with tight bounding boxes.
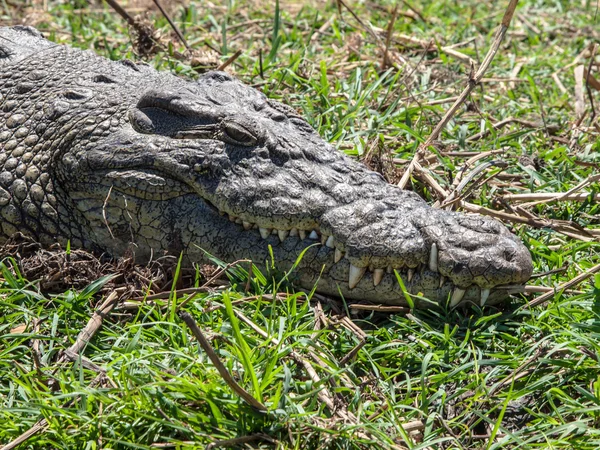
[56,67,531,307]
[0,27,532,307]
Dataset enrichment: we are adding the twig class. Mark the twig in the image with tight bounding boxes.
[585,43,598,123]
[63,291,120,356]
[130,286,211,302]
[522,262,600,309]
[575,65,586,121]
[230,309,338,411]
[206,434,276,450]
[399,0,426,22]
[382,5,399,71]
[584,68,600,92]
[1,291,122,450]
[127,259,250,307]
[151,0,190,51]
[339,339,366,366]
[425,0,519,147]
[179,312,267,411]
[467,117,559,141]
[399,0,520,189]
[0,419,49,450]
[518,173,600,207]
[103,0,136,26]
[460,201,596,242]
[217,49,243,71]
[395,34,475,65]
[336,0,383,45]
[348,303,410,313]
[438,160,506,209]
[501,192,600,203]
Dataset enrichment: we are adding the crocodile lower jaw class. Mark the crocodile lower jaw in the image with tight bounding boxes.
[221,210,500,307]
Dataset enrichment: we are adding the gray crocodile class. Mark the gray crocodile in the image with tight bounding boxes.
[0,26,532,307]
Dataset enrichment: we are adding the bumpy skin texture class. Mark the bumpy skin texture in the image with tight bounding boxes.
[0,26,533,307]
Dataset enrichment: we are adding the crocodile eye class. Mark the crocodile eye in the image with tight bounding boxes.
[222,122,257,147]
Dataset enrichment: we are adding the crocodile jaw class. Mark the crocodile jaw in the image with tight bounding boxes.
[0,27,533,307]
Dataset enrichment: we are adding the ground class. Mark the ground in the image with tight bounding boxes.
[1,0,600,449]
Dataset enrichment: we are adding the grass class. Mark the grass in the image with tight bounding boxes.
[1,0,600,448]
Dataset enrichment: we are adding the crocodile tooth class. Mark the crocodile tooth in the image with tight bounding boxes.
[387,266,393,274]
[290,228,299,237]
[429,243,438,272]
[272,228,278,234]
[334,248,343,263]
[278,229,289,242]
[439,276,446,288]
[243,221,253,230]
[229,215,237,222]
[299,229,307,240]
[308,230,319,240]
[450,287,466,307]
[480,288,490,307]
[235,218,243,224]
[349,265,367,289]
[321,234,328,245]
[373,269,384,286]
[259,227,271,239]
[325,236,335,248]
[407,268,415,282]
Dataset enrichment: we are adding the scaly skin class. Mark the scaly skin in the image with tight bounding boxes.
[0,26,532,307]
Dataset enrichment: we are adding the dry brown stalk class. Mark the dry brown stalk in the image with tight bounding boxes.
[206,434,276,450]
[480,77,526,83]
[103,0,137,27]
[437,160,506,209]
[336,0,384,46]
[460,201,597,242]
[584,67,600,92]
[63,290,120,356]
[585,43,598,122]
[522,262,600,309]
[575,64,586,121]
[179,311,268,411]
[338,339,366,366]
[217,49,243,71]
[151,0,190,51]
[394,34,475,65]
[1,291,122,450]
[467,117,559,141]
[229,309,409,448]
[232,309,338,410]
[517,13,541,35]
[125,259,251,309]
[1,419,49,450]
[518,173,600,207]
[382,5,399,70]
[349,303,410,313]
[399,0,520,189]
[552,72,568,94]
[398,0,426,22]
[502,192,600,203]
[499,285,583,295]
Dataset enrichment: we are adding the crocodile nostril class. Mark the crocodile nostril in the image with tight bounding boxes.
[270,111,287,122]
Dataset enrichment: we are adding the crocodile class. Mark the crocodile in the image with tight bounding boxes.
[0,26,532,307]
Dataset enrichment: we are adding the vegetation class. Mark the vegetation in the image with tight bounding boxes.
[1,0,600,448]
